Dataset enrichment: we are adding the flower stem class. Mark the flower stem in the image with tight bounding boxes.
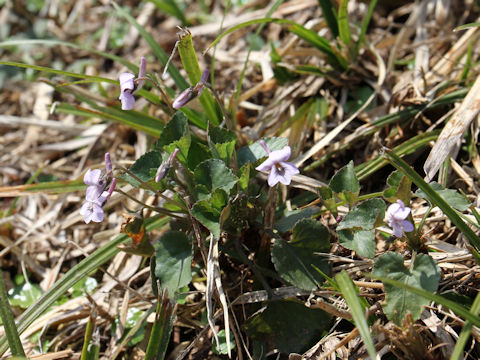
[114,188,184,220]
[116,165,187,211]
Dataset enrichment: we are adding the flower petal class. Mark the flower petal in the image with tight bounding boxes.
[280,161,300,176]
[119,91,135,110]
[79,201,91,216]
[255,157,275,172]
[267,146,292,163]
[84,169,102,186]
[135,57,146,91]
[90,204,105,223]
[267,166,281,187]
[386,202,401,218]
[85,185,103,201]
[172,88,194,109]
[395,206,411,220]
[402,220,414,233]
[119,72,135,92]
[392,223,403,238]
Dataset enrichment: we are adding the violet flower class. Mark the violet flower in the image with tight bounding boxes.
[385,200,414,238]
[118,57,146,110]
[80,153,117,224]
[172,69,209,109]
[255,140,299,187]
[155,148,179,182]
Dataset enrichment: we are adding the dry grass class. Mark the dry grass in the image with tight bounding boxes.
[1,0,480,359]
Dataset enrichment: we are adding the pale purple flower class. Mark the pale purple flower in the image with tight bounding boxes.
[80,190,108,224]
[255,140,299,187]
[80,153,117,224]
[83,169,106,198]
[385,200,414,238]
[172,88,194,109]
[155,148,179,182]
[172,69,209,109]
[118,57,146,110]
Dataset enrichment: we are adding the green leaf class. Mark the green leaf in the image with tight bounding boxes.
[318,186,337,214]
[318,0,339,38]
[337,229,376,259]
[415,182,471,212]
[154,231,193,295]
[146,0,187,25]
[122,151,163,187]
[155,112,191,165]
[338,0,351,47]
[237,163,252,192]
[337,198,386,231]
[194,159,237,194]
[244,299,331,354]
[71,277,98,298]
[212,329,236,355]
[355,0,379,58]
[336,198,385,258]
[237,137,288,167]
[208,125,237,165]
[187,137,211,171]
[8,282,42,309]
[382,171,412,202]
[191,189,229,239]
[112,307,146,347]
[372,252,440,325]
[272,219,330,291]
[329,160,360,206]
[368,273,480,328]
[274,207,320,233]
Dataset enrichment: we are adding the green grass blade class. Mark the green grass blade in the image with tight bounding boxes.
[369,273,480,327]
[0,61,115,84]
[336,271,377,359]
[383,149,480,252]
[0,216,168,356]
[177,31,221,125]
[355,0,379,58]
[0,179,84,197]
[0,39,137,72]
[146,0,187,25]
[206,18,347,70]
[233,0,283,109]
[318,0,339,38]
[55,103,163,137]
[0,269,26,357]
[451,292,480,360]
[455,22,480,31]
[356,130,440,180]
[145,291,176,360]
[112,2,189,90]
[80,312,98,360]
[338,0,351,48]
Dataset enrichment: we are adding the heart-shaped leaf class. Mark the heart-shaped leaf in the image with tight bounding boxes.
[272,219,330,290]
[194,158,237,194]
[372,252,440,325]
[154,231,192,295]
